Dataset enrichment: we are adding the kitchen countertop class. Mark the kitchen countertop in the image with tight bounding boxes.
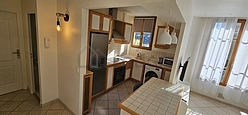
[118,77,184,115]
[107,55,172,70]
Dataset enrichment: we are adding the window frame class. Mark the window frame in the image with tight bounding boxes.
[131,16,157,50]
[219,19,246,86]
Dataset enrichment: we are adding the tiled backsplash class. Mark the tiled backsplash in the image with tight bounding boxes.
[107,42,128,58]
[107,41,174,62]
[129,47,174,62]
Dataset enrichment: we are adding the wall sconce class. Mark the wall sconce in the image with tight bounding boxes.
[56,13,69,31]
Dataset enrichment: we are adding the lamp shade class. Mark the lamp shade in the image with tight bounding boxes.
[157,27,172,45]
[171,32,178,44]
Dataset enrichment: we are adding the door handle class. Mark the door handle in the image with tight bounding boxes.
[12,49,20,59]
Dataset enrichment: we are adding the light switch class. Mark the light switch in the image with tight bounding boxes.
[44,37,50,48]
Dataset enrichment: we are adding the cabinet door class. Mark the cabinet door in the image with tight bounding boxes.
[102,17,110,32]
[164,71,171,81]
[131,62,144,81]
[91,13,100,30]
[124,24,132,42]
[125,69,130,80]
[106,67,114,89]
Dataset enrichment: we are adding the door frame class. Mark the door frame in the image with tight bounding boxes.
[27,13,41,98]
[26,12,42,98]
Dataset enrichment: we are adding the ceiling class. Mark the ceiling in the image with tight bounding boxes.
[193,0,248,17]
[92,0,248,28]
[118,1,185,26]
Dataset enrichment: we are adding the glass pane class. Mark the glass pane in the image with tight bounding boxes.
[142,32,151,47]
[133,32,141,46]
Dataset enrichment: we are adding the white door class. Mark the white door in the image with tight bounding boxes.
[0,11,22,95]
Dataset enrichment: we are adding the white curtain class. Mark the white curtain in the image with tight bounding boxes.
[192,18,237,95]
[223,20,248,106]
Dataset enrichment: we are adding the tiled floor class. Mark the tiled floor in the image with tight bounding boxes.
[186,92,248,115]
[86,80,136,115]
[0,90,72,115]
[86,79,248,115]
[2,80,248,115]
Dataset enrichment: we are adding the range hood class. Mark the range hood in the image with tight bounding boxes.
[109,8,125,39]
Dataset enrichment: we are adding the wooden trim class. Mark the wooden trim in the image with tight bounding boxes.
[107,61,126,67]
[105,67,109,91]
[90,29,109,34]
[154,44,170,49]
[113,39,128,44]
[134,16,157,19]
[139,18,145,47]
[83,71,93,114]
[175,90,184,115]
[220,19,246,86]
[149,16,157,48]
[109,19,113,43]
[118,103,139,115]
[92,91,106,99]
[129,77,141,83]
[161,69,166,80]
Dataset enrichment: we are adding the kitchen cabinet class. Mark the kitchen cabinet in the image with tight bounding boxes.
[159,67,171,81]
[106,67,114,90]
[89,10,111,33]
[113,20,133,44]
[131,61,144,81]
[163,70,171,81]
[125,61,133,79]
[83,70,93,114]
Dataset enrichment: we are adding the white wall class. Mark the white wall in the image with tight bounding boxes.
[169,0,194,83]
[36,0,58,104]
[0,0,28,89]
[82,0,165,9]
[21,0,36,94]
[57,0,85,114]
[183,17,208,83]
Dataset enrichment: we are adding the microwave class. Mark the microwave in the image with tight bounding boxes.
[158,57,173,66]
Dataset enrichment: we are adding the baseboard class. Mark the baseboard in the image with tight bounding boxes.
[41,98,75,115]
[58,99,76,115]
[128,78,140,82]
[41,99,59,107]
[191,89,248,111]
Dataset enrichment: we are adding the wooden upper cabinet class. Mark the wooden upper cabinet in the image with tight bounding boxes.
[113,20,133,44]
[89,10,111,33]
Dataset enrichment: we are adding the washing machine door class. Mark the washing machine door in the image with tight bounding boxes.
[144,71,158,82]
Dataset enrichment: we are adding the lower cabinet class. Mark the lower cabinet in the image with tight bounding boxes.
[131,62,144,81]
[125,69,131,80]
[163,70,171,81]
[83,71,93,114]
[106,67,114,90]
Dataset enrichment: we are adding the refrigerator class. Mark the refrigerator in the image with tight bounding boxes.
[89,32,109,96]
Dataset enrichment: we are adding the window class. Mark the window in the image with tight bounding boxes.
[220,19,246,86]
[131,17,157,50]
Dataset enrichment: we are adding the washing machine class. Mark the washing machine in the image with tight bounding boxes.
[143,65,163,83]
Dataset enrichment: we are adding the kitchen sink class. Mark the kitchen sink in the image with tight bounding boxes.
[107,57,123,62]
